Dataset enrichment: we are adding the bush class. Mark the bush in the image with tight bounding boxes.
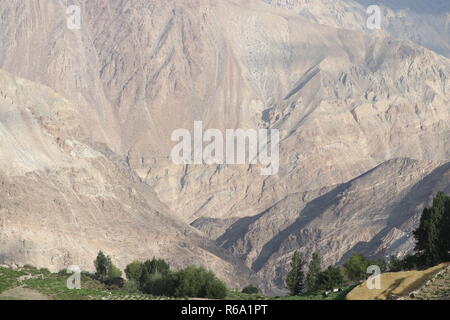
[94,251,123,284]
[141,258,170,277]
[175,266,227,299]
[138,258,177,296]
[58,268,68,275]
[125,261,143,282]
[141,272,177,296]
[39,268,51,275]
[124,279,140,293]
[317,266,344,290]
[110,265,123,279]
[106,277,125,289]
[343,253,370,282]
[23,264,36,270]
[242,285,259,295]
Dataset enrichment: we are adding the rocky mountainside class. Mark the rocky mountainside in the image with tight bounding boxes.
[0,68,251,288]
[0,0,448,294]
[263,0,450,58]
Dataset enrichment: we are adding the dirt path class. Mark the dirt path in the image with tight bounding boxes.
[0,286,51,300]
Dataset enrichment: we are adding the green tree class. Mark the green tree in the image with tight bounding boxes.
[305,252,322,292]
[414,192,450,266]
[175,266,227,299]
[343,253,370,282]
[139,258,174,295]
[242,285,259,295]
[286,251,305,295]
[125,261,143,282]
[94,251,122,284]
[141,258,170,277]
[141,271,177,296]
[387,256,403,272]
[110,265,123,279]
[94,251,113,282]
[317,266,344,290]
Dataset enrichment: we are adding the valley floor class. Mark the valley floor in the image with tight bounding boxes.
[1,265,448,301]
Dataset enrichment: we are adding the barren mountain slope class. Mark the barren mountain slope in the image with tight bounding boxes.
[0,0,449,294]
[222,158,450,294]
[0,68,251,288]
[263,0,450,58]
[0,0,448,221]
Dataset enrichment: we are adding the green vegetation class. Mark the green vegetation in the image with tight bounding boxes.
[241,285,259,295]
[279,285,356,300]
[414,192,450,267]
[139,258,174,296]
[94,251,123,285]
[125,261,143,283]
[101,254,227,299]
[284,251,385,299]
[285,251,305,295]
[317,266,344,290]
[0,268,25,294]
[175,266,227,299]
[3,193,447,301]
[305,252,321,292]
[385,192,450,272]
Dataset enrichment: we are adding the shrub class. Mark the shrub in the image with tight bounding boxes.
[39,268,51,275]
[317,266,344,290]
[94,251,123,284]
[343,253,370,282]
[106,277,125,289]
[125,261,143,282]
[58,268,68,275]
[175,266,227,299]
[141,272,177,296]
[110,265,123,279]
[124,279,140,293]
[139,258,176,296]
[242,285,259,295]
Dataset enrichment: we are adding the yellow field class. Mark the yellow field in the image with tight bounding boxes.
[347,263,450,300]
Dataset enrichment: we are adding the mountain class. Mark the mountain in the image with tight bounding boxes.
[263,0,450,58]
[0,68,251,288]
[0,0,448,294]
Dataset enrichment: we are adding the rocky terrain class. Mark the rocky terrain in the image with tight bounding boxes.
[0,68,251,288]
[0,0,448,294]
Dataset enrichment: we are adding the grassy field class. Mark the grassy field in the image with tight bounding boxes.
[226,285,354,301]
[0,266,353,300]
[0,266,176,300]
[0,267,25,294]
[347,263,450,300]
[4,264,447,301]
[277,286,355,300]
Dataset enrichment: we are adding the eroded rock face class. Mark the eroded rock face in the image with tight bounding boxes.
[0,0,448,293]
[0,69,251,288]
[263,0,450,58]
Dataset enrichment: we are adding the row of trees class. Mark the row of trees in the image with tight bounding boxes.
[383,192,450,272]
[413,192,450,267]
[93,252,227,299]
[286,252,385,295]
[285,191,450,296]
